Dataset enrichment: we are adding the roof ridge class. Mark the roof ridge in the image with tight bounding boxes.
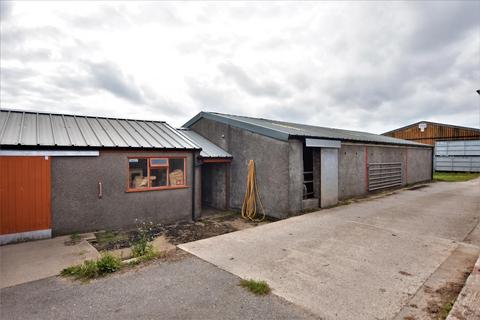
[0,107,167,123]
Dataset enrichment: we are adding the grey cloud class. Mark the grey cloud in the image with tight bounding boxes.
[407,2,479,52]
[84,61,145,104]
[219,63,291,98]
[0,0,12,20]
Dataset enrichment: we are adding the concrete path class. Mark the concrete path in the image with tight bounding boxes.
[447,254,480,320]
[0,235,99,289]
[180,179,480,320]
[0,254,317,320]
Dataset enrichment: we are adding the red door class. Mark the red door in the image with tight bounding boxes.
[0,156,51,235]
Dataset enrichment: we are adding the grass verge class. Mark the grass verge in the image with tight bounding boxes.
[433,172,480,182]
[239,279,271,295]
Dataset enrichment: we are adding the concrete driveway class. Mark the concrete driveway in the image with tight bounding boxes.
[180,179,480,320]
[1,254,316,320]
[0,235,99,288]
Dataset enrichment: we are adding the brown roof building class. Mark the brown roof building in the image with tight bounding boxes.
[383,121,480,145]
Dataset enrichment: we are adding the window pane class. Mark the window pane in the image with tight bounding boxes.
[150,167,167,187]
[129,158,148,189]
[150,158,167,166]
[169,158,185,186]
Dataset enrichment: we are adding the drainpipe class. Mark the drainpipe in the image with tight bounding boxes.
[191,152,196,221]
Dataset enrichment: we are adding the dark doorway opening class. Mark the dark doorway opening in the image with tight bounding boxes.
[201,162,230,210]
[303,145,314,199]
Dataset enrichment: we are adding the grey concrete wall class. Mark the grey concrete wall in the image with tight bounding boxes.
[407,147,432,184]
[191,118,291,219]
[288,139,304,214]
[52,150,194,235]
[201,163,227,210]
[338,143,432,200]
[338,144,366,200]
[320,148,339,207]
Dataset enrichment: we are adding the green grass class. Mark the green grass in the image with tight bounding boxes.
[433,172,480,182]
[239,279,271,295]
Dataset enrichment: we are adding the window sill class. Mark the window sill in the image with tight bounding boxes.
[126,186,190,193]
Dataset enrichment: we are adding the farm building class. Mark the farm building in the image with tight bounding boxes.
[382,121,480,145]
[0,109,233,244]
[1,108,434,244]
[184,112,434,219]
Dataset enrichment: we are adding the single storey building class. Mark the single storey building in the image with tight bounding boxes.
[1,108,433,243]
[0,109,220,244]
[184,112,434,219]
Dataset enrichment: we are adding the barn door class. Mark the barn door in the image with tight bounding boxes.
[0,156,51,237]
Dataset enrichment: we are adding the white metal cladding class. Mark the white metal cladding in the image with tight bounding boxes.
[435,140,480,156]
[0,109,200,150]
[434,140,480,172]
[435,157,480,172]
[368,162,403,191]
[305,138,341,148]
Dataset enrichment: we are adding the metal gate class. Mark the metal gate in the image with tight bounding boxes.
[368,162,403,191]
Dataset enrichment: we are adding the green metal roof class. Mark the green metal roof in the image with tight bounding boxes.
[184,112,431,147]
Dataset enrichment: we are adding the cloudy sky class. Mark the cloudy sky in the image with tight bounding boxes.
[1,1,479,133]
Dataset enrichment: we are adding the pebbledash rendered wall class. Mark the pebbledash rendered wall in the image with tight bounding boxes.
[191,117,432,218]
[338,143,432,200]
[191,117,303,219]
[51,150,196,235]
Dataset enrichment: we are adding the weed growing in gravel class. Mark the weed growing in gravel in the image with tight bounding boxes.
[239,279,271,295]
[61,254,121,280]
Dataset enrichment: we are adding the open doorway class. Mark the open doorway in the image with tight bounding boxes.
[303,146,314,199]
[201,162,230,212]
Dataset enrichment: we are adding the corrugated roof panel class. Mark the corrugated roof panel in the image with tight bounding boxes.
[106,119,136,147]
[142,122,172,147]
[0,109,200,150]
[63,116,86,146]
[37,113,54,145]
[50,114,71,146]
[184,112,430,147]
[178,129,232,158]
[97,118,127,147]
[152,122,184,149]
[74,116,100,146]
[1,112,23,145]
[20,112,37,145]
[135,121,167,148]
[86,118,115,146]
[164,123,198,149]
[122,120,153,148]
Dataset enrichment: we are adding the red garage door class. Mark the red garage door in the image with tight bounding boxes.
[0,156,51,235]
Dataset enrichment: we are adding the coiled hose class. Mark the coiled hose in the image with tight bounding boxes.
[241,160,265,222]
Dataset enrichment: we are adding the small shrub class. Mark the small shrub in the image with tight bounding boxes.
[132,220,155,257]
[132,240,151,257]
[97,253,121,274]
[239,279,271,295]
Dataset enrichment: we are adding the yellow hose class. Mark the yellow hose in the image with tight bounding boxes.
[241,160,265,222]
